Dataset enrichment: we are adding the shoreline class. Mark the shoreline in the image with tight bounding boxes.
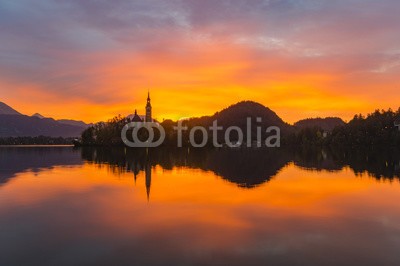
[0,144,74,147]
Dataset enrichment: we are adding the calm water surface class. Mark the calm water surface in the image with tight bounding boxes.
[1,146,400,265]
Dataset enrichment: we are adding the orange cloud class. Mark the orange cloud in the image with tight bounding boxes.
[1,1,400,123]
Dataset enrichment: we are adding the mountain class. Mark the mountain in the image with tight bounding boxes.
[32,113,45,119]
[0,102,21,115]
[58,119,92,128]
[0,102,90,137]
[31,113,91,127]
[0,115,86,138]
[294,117,346,131]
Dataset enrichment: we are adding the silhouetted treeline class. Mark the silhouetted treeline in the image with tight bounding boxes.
[327,108,400,147]
[284,127,327,146]
[0,136,74,145]
[286,108,400,147]
[81,115,129,146]
[80,105,400,148]
[80,101,290,146]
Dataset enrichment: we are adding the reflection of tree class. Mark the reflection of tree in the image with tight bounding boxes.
[332,147,400,180]
[293,146,343,171]
[292,146,400,181]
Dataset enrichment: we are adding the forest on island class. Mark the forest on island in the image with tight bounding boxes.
[79,105,400,148]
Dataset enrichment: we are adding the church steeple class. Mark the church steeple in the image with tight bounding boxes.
[145,90,152,122]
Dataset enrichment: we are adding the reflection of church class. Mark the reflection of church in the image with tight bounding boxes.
[127,91,153,201]
[131,91,152,123]
[129,156,152,201]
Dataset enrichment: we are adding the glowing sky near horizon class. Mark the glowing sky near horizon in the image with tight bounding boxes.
[1,0,400,123]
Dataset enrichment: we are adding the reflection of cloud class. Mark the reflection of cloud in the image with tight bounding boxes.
[1,0,400,123]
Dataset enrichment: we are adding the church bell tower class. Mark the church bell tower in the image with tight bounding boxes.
[145,91,152,122]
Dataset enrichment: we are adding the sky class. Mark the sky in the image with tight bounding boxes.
[1,0,400,123]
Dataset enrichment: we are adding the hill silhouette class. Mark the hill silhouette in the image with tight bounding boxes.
[214,101,291,130]
[186,101,290,126]
[57,119,92,128]
[0,102,21,115]
[32,113,45,119]
[180,101,293,144]
[0,114,86,138]
[294,117,345,131]
[31,112,91,127]
[0,102,90,138]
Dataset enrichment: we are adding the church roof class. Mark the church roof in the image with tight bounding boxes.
[131,109,143,122]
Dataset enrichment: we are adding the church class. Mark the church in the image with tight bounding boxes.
[131,91,152,122]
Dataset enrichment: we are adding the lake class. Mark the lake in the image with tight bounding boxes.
[1,146,400,265]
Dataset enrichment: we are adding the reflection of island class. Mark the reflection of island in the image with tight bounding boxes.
[81,147,293,192]
[1,146,399,196]
[81,146,400,195]
[0,147,83,185]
